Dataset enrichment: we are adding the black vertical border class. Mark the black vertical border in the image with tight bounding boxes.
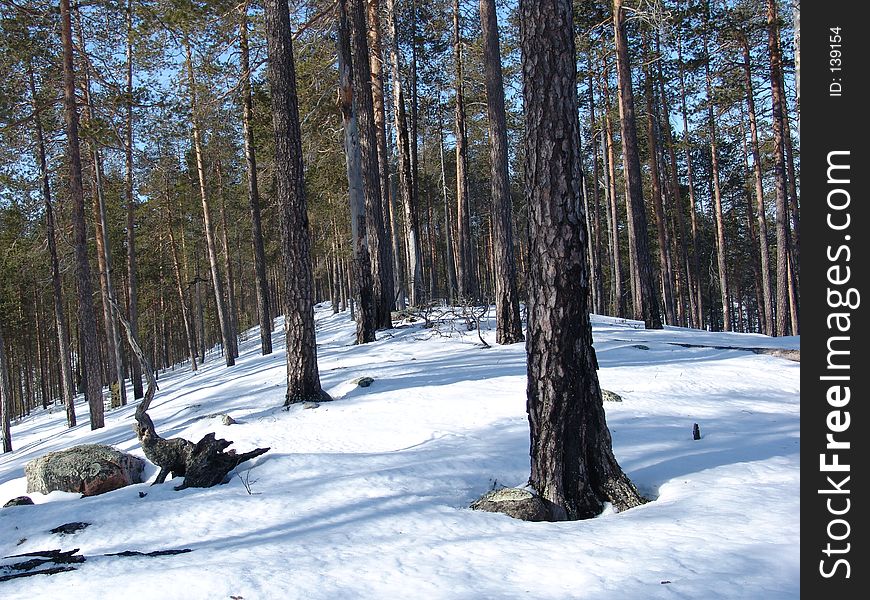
[802,0,867,595]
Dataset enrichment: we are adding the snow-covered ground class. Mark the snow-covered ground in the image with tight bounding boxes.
[0,304,800,599]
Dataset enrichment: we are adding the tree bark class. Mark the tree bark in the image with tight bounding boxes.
[480,0,523,344]
[239,6,273,355]
[61,0,104,429]
[521,0,645,520]
[339,0,377,344]
[263,0,331,404]
[613,0,661,329]
[438,108,459,303]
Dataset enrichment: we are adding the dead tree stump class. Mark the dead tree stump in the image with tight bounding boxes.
[113,302,269,490]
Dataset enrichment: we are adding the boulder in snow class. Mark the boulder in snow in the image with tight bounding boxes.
[3,496,34,508]
[25,444,145,497]
[352,376,375,388]
[471,487,550,522]
[601,389,623,402]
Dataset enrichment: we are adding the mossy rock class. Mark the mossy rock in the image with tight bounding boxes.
[602,389,623,402]
[471,488,550,522]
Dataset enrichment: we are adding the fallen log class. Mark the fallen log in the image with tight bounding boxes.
[111,301,269,490]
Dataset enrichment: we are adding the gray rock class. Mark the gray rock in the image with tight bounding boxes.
[3,496,34,508]
[352,376,374,388]
[602,389,623,402]
[221,414,237,426]
[470,487,550,522]
[25,444,145,497]
[303,401,320,410]
[632,344,650,350]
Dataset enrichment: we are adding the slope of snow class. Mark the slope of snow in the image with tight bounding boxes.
[0,305,800,599]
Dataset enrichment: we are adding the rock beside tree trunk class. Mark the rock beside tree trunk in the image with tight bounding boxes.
[25,444,145,497]
[471,487,551,522]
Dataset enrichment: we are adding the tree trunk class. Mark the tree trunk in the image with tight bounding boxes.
[216,161,240,359]
[585,54,605,317]
[366,0,398,313]
[600,60,624,318]
[0,328,12,452]
[767,0,791,337]
[439,110,459,303]
[613,0,661,329]
[385,0,423,307]
[702,8,731,331]
[61,0,104,429]
[521,0,645,520]
[480,0,523,344]
[740,35,774,336]
[165,174,199,372]
[262,0,331,404]
[348,0,393,328]
[74,11,126,407]
[643,42,676,326]
[28,60,76,427]
[125,0,143,400]
[655,33,692,329]
[677,10,704,329]
[454,0,477,302]
[183,35,235,367]
[339,0,377,344]
[239,6,273,355]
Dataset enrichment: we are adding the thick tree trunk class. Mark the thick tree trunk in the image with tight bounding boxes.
[613,0,661,329]
[480,0,523,344]
[767,0,791,337]
[740,36,774,336]
[239,7,273,355]
[28,61,76,427]
[338,0,377,344]
[521,0,645,521]
[61,0,104,429]
[263,0,331,404]
[454,0,477,302]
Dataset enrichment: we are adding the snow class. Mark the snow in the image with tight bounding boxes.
[0,304,800,599]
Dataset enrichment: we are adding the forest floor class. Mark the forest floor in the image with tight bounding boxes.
[0,304,800,599]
